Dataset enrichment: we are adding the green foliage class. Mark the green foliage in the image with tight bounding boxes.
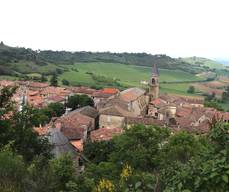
[161,131,204,164]
[164,122,229,192]
[50,73,58,87]
[110,125,170,171]
[1,43,221,78]
[187,85,195,94]
[50,153,78,191]
[40,73,48,82]
[222,86,229,102]
[204,100,224,111]
[2,85,229,191]
[66,94,94,110]
[30,102,65,126]
[62,78,70,86]
[0,148,27,192]
[84,140,115,164]
[48,102,65,117]
[0,88,52,161]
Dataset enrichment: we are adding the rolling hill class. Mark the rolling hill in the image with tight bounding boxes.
[1,42,229,97]
[0,42,215,76]
[180,56,227,69]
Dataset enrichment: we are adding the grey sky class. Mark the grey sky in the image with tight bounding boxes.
[0,0,229,59]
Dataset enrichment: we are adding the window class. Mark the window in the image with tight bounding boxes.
[152,78,156,84]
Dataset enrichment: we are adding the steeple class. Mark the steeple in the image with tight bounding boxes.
[149,63,159,100]
[152,63,159,77]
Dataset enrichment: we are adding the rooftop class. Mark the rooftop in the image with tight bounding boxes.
[120,87,146,102]
[90,127,123,142]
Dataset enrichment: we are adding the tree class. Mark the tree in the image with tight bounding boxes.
[66,94,94,110]
[0,148,28,192]
[62,79,70,86]
[40,74,47,82]
[222,86,229,102]
[110,124,170,171]
[50,73,58,87]
[204,100,224,111]
[161,131,204,164]
[50,153,78,191]
[84,140,115,164]
[0,87,52,161]
[48,102,65,117]
[187,86,195,94]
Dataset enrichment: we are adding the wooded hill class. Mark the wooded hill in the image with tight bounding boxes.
[0,42,219,76]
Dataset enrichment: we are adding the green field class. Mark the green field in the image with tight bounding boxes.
[57,62,204,95]
[0,75,18,80]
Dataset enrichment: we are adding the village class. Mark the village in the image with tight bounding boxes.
[1,64,229,163]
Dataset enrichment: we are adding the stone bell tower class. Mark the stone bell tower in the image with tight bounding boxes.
[149,63,159,100]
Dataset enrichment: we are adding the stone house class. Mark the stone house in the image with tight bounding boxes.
[98,87,148,129]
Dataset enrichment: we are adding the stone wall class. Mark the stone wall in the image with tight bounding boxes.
[99,114,125,128]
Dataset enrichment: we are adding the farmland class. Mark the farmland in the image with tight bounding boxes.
[58,62,204,95]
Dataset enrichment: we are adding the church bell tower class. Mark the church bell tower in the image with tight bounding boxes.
[149,63,159,100]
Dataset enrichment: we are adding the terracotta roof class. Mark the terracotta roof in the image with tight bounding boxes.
[120,88,145,102]
[61,126,86,140]
[55,111,93,140]
[126,117,166,126]
[150,98,167,108]
[28,90,40,96]
[99,105,136,117]
[75,106,99,119]
[71,86,96,95]
[102,88,119,94]
[47,95,65,103]
[70,139,83,152]
[29,82,49,88]
[160,94,203,105]
[41,87,71,97]
[90,128,123,142]
[0,80,16,87]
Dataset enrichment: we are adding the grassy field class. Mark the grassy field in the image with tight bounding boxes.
[0,61,205,96]
[59,62,204,88]
[0,75,18,80]
[160,83,195,96]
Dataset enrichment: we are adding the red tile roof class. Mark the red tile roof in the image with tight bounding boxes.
[47,95,65,103]
[126,117,166,126]
[102,88,119,94]
[90,128,123,142]
[55,111,93,140]
[120,88,145,102]
[70,139,83,152]
[29,82,49,88]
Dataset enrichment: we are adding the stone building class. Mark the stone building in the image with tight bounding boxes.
[149,63,159,100]
[98,87,148,128]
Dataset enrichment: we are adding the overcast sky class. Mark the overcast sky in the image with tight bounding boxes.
[1,0,229,59]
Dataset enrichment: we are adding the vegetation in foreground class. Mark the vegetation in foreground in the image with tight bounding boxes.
[1,87,229,191]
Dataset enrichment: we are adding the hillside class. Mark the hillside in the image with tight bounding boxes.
[2,42,229,97]
[180,56,227,69]
[0,42,212,76]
